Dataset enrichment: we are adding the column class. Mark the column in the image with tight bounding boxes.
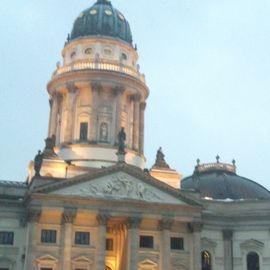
[188,222,203,270]
[61,209,76,270]
[127,217,141,270]
[49,93,62,138]
[223,230,233,270]
[23,210,41,270]
[159,219,173,270]
[96,214,109,270]
[91,81,102,141]
[64,83,78,143]
[132,95,141,151]
[114,85,125,140]
[139,102,146,154]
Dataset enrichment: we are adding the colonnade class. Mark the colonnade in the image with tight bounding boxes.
[48,82,146,154]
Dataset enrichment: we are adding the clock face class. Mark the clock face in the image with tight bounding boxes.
[105,9,112,16]
[90,9,97,15]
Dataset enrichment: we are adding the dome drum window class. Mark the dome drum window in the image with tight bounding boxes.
[121,53,128,60]
[104,47,113,56]
[70,51,76,59]
[85,48,93,55]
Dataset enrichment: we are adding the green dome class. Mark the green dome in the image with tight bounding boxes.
[70,0,133,45]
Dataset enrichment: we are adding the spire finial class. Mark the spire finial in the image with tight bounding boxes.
[216,155,220,163]
[196,158,200,166]
[232,159,236,167]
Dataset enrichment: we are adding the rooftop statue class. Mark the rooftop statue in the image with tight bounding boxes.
[118,127,126,154]
[153,147,170,169]
[34,150,43,176]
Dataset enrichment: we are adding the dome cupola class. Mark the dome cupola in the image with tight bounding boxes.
[70,0,133,45]
[181,156,270,200]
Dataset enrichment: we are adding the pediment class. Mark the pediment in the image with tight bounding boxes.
[50,171,187,204]
[36,254,58,262]
[139,259,158,267]
[201,237,217,249]
[72,255,93,264]
[240,239,264,250]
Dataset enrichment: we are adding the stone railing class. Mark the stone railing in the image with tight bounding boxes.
[52,59,145,83]
[195,162,236,173]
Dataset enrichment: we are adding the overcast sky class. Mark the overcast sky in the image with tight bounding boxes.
[1,0,270,190]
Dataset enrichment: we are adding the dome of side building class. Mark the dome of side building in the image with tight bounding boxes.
[181,158,270,200]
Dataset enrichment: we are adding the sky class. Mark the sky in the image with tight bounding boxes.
[1,0,270,190]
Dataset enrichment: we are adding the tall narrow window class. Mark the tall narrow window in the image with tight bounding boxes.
[202,251,212,270]
[140,236,154,248]
[80,122,88,141]
[247,252,260,270]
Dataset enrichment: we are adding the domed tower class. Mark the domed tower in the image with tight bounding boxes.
[46,0,148,170]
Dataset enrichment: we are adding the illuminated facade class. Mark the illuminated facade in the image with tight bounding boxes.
[1,1,270,270]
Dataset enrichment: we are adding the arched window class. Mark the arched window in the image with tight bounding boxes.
[202,251,212,270]
[247,252,260,270]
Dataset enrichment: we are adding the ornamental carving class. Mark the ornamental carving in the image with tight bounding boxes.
[78,174,162,202]
[62,208,76,224]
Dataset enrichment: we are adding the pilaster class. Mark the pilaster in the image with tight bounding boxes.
[159,219,173,270]
[61,209,76,270]
[188,222,203,270]
[49,92,62,138]
[127,217,141,270]
[23,209,41,270]
[132,95,141,151]
[91,81,102,141]
[96,214,110,270]
[223,229,233,270]
[64,83,79,143]
[114,85,125,142]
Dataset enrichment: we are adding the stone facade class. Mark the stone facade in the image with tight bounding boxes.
[1,1,270,270]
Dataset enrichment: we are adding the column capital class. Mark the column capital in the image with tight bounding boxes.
[188,222,203,233]
[127,217,142,229]
[158,218,173,230]
[96,213,110,225]
[27,209,41,223]
[223,229,233,240]
[91,80,102,93]
[66,82,79,94]
[113,84,125,96]
[62,208,76,224]
[140,102,147,111]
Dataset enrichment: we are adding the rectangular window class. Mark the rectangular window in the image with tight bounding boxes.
[41,230,57,243]
[0,231,14,245]
[139,236,154,248]
[170,237,184,250]
[40,268,53,270]
[80,122,88,141]
[106,238,114,251]
[0,268,9,270]
[75,232,90,245]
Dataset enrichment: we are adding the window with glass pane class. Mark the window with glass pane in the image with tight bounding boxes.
[41,230,57,243]
[139,236,153,248]
[0,231,14,245]
[202,251,212,270]
[106,238,113,251]
[170,237,184,250]
[75,232,90,245]
[247,252,260,270]
[79,122,88,141]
